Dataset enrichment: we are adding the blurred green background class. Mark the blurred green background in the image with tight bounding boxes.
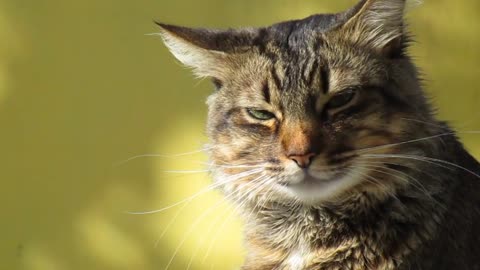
[0,0,479,269]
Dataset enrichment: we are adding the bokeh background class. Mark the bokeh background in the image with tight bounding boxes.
[1,0,479,269]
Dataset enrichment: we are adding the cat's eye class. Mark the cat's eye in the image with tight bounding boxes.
[246,108,276,121]
[326,88,358,111]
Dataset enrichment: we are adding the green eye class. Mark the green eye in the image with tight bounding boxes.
[247,108,276,121]
[327,88,358,110]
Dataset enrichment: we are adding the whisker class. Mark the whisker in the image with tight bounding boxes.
[154,197,192,248]
[356,132,453,154]
[357,163,446,210]
[204,160,270,168]
[165,173,268,270]
[113,146,214,167]
[185,206,229,270]
[401,117,480,131]
[164,195,229,270]
[399,117,450,130]
[355,131,480,155]
[207,163,267,169]
[358,160,441,182]
[201,176,272,265]
[364,154,480,179]
[358,163,430,194]
[163,169,211,174]
[350,166,402,202]
[125,168,263,215]
[200,205,238,264]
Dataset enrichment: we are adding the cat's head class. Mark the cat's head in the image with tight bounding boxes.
[158,0,438,205]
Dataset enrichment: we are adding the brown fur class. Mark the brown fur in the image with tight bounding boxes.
[157,0,480,269]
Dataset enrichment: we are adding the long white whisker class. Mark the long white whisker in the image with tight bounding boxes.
[363,154,454,172]
[125,168,263,215]
[165,173,267,270]
[400,117,480,131]
[113,146,213,167]
[400,117,450,130]
[206,163,267,169]
[356,131,480,155]
[185,206,228,270]
[163,169,211,174]
[357,132,453,154]
[358,163,430,194]
[357,163,446,210]
[155,171,264,248]
[359,160,441,182]
[364,154,480,179]
[164,195,229,270]
[154,197,192,248]
[200,175,271,265]
[200,208,238,264]
[350,166,402,201]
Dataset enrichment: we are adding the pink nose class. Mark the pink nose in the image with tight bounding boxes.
[289,153,316,168]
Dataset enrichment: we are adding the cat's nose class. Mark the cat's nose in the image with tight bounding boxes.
[289,153,316,168]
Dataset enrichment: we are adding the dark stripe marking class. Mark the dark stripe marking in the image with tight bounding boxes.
[320,65,330,94]
[262,80,271,103]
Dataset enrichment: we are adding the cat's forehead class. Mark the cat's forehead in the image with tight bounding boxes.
[252,18,387,94]
[227,47,386,113]
[258,46,386,95]
[267,14,345,44]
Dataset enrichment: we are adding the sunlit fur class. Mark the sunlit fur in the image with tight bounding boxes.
[158,0,480,269]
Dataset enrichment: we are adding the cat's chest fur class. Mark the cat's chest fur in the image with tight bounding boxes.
[242,198,439,270]
[278,234,399,270]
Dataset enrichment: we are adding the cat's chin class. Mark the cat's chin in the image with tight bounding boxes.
[278,167,366,204]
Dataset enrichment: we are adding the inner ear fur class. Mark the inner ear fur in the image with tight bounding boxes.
[156,22,255,80]
[340,0,407,57]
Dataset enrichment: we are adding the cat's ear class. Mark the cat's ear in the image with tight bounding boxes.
[341,0,407,57]
[156,22,253,80]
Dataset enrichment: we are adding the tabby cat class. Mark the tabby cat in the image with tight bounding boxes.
[157,0,480,269]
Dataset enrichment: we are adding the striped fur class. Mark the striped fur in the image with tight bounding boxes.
[158,0,480,269]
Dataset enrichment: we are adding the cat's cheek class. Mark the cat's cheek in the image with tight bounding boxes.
[209,146,236,164]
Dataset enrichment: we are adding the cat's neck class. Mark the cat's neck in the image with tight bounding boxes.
[241,184,448,269]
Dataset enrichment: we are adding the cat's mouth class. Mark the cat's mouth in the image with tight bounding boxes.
[279,170,347,188]
[277,167,363,203]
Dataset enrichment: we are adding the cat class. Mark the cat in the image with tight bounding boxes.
[157,0,480,269]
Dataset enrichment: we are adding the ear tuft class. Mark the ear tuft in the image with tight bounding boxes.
[156,22,229,78]
[343,0,407,56]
